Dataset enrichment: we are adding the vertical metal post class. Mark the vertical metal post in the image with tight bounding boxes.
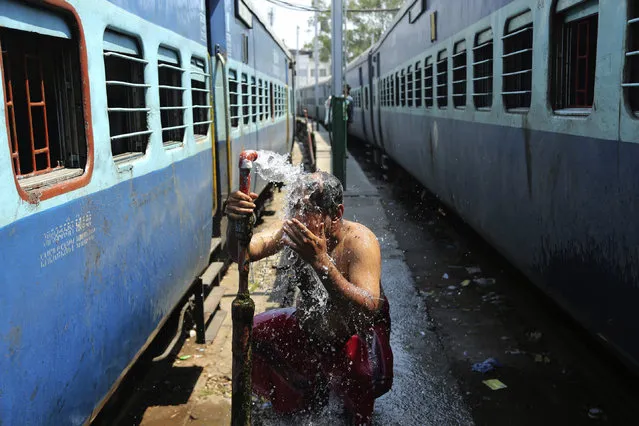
[331,0,346,189]
[231,151,258,426]
[331,0,343,97]
[331,97,346,188]
[314,0,319,130]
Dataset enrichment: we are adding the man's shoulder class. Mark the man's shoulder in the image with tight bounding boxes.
[344,221,379,252]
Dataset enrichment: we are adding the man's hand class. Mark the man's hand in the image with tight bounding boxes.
[282,219,328,269]
[225,191,258,220]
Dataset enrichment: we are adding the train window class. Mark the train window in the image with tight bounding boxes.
[251,76,257,123]
[1,4,87,186]
[190,56,211,140]
[261,80,267,121]
[424,56,434,108]
[624,1,639,114]
[407,66,413,107]
[551,0,598,114]
[452,40,467,109]
[400,69,406,107]
[229,69,239,128]
[103,29,150,162]
[386,77,390,106]
[437,50,448,108]
[502,10,533,112]
[276,85,281,117]
[269,82,274,119]
[473,28,494,110]
[241,73,249,125]
[157,46,185,147]
[415,61,422,107]
[395,72,400,106]
[258,79,263,121]
[385,77,390,107]
[365,87,369,110]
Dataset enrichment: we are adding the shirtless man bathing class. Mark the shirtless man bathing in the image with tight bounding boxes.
[225,171,393,425]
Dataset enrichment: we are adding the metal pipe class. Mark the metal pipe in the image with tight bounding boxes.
[231,150,258,426]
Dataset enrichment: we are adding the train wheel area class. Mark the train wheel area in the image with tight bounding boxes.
[96,125,639,425]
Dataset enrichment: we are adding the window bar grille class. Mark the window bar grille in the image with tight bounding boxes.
[241,74,249,125]
[24,54,52,175]
[624,13,639,113]
[103,51,149,64]
[407,66,413,107]
[258,79,263,120]
[2,51,20,174]
[158,85,185,91]
[574,20,590,107]
[473,35,494,109]
[104,48,150,146]
[453,48,467,108]
[473,40,493,50]
[424,59,433,107]
[229,70,239,127]
[437,55,448,107]
[158,63,186,72]
[251,77,257,123]
[501,25,532,40]
[106,81,151,88]
[502,23,533,111]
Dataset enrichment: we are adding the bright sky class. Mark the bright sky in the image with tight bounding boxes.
[252,1,316,50]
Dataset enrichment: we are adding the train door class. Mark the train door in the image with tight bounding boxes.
[374,52,385,151]
[212,53,232,235]
[358,66,369,141]
[367,53,379,148]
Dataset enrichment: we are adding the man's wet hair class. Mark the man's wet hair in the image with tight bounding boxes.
[292,171,343,218]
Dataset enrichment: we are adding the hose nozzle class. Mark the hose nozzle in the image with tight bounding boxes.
[239,150,258,170]
[239,150,258,195]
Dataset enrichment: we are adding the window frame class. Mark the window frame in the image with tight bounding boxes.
[0,0,94,202]
[190,56,212,141]
[502,9,534,113]
[157,45,186,148]
[551,0,599,114]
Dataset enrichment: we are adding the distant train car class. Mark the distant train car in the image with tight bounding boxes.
[0,0,291,424]
[299,0,639,369]
[211,0,294,204]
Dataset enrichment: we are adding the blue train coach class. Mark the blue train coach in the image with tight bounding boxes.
[0,0,293,424]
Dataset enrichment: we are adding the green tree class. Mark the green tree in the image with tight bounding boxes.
[304,0,403,64]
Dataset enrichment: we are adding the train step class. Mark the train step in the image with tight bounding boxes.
[210,237,222,257]
[204,285,226,316]
[205,309,228,344]
[201,261,225,288]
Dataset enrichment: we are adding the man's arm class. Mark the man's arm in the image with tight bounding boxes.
[225,191,284,262]
[283,219,382,313]
[314,229,382,313]
[227,219,285,263]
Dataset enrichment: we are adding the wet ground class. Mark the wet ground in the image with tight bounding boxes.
[97,130,639,426]
[347,140,639,426]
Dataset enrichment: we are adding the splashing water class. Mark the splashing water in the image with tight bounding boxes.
[254,150,308,220]
[254,150,303,186]
[252,150,331,328]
